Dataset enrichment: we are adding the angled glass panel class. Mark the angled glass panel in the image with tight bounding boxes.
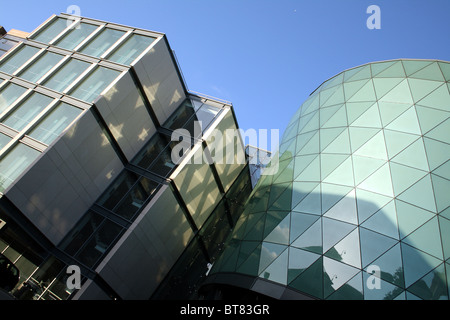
[2,92,53,131]
[54,22,98,50]
[289,256,323,299]
[75,219,124,268]
[69,66,121,102]
[0,45,40,75]
[108,34,155,65]
[407,263,447,300]
[18,51,64,83]
[0,83,28,113]
[113,176,159,220]
[0,143,41,192]
[369,243,404,288]
[360,227,397,268]
[403,217,443,259]
[97,170,139,211]
[27,102,83,145]
[323,257,360,299]
[260,249,288,285]
[32,17,68,43]
[0,133,11,149]
[42,58,91,92]
[59,211,105,256]
[80,28,126,58]
[288,247,320,284]
[401,243,442,288]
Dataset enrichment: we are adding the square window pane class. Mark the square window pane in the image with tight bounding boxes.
[18,51,64,83]
[54,23,98,51]
[108,34,155,65]
[80,28,126,58]
[69,66,121,102]
[0,45,40,75]
[0,143,41,193]
[32,17,68,44]
[2,92,53,131]
[0,83,28,114]
[42,58,91,92]
[28,102,83,145]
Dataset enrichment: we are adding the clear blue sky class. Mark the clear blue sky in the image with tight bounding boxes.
[1,0,449,144]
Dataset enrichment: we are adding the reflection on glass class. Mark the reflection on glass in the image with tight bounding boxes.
[98,171,139,211]
[69,66,120,102]
[28,102,83,145]
[80,28,125,58]
[0,143,41,192]
[32,18,68,44]
[59,211,104,256]
[54,23,98,50]
[98,170,159,220]
[0,45,40,75]
[2,92,53,131]
[18,52,64,83]
[113,177,159,220]
[163,99,220,137]
[131,134,182,177]
[108,34,155,65]
[75,219,123,268]
[42,59,91,92]
[0,83,28,114]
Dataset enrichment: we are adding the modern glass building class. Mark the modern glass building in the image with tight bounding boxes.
[0,14,254,300]
[1,14,449,301]
[203,59,450,300]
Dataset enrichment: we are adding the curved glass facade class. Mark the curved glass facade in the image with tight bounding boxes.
[208,59,450,300]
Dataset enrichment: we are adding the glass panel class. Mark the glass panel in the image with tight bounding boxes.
[0,143,40,192]
[69,66,120,102]
[108,34,155,65]
[2,92,53,131]
[0,133,11,149]
[195,104,221,132]
[54,23,98,50]
[75,219,123,268]
[42,59,91,92]
[163,100,196,132]
[32,18,68,44]
[113,177,159,220]
[131,134,181,177]
[97,170,139,210]
[80,28,126,58]
[0,45,40,75]
[59,211,105,256]
[18,52,64,83]
[27,102,83,145]
[0,83,28,114]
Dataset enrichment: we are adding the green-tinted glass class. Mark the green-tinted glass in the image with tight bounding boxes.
[3,92,53,131]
